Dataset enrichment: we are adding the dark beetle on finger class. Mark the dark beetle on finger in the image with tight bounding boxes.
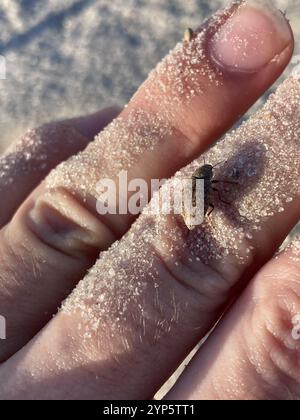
[183,160,238,230]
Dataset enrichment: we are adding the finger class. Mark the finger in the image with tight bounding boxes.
[167,236,300,400]
[1,70,300,399]
[0,0,294,361]
[0,107,120,227]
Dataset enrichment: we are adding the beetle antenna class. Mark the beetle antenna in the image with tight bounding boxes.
[213,160,224,168]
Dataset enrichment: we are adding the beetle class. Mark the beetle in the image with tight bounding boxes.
[183,28,195,42]
[191,161,237,217]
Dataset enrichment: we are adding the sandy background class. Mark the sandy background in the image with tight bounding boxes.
[0,0,299,150]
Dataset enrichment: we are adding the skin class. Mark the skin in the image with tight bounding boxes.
[0,1,299,400]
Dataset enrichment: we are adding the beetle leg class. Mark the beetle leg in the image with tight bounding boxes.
[207,204,215,217]
[212,188,230,205]
[212,179,238,185]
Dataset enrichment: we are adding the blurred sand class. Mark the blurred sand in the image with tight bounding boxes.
[0,0,298,150]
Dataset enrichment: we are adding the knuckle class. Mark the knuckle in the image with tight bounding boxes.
[14,187,117,259]
[152,214,235,312]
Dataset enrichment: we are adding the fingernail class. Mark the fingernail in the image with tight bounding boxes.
[210,0,292,73]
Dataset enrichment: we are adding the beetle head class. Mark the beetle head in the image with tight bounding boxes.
[193,164,213,179]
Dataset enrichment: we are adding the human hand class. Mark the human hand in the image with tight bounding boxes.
[0,0,299,400]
